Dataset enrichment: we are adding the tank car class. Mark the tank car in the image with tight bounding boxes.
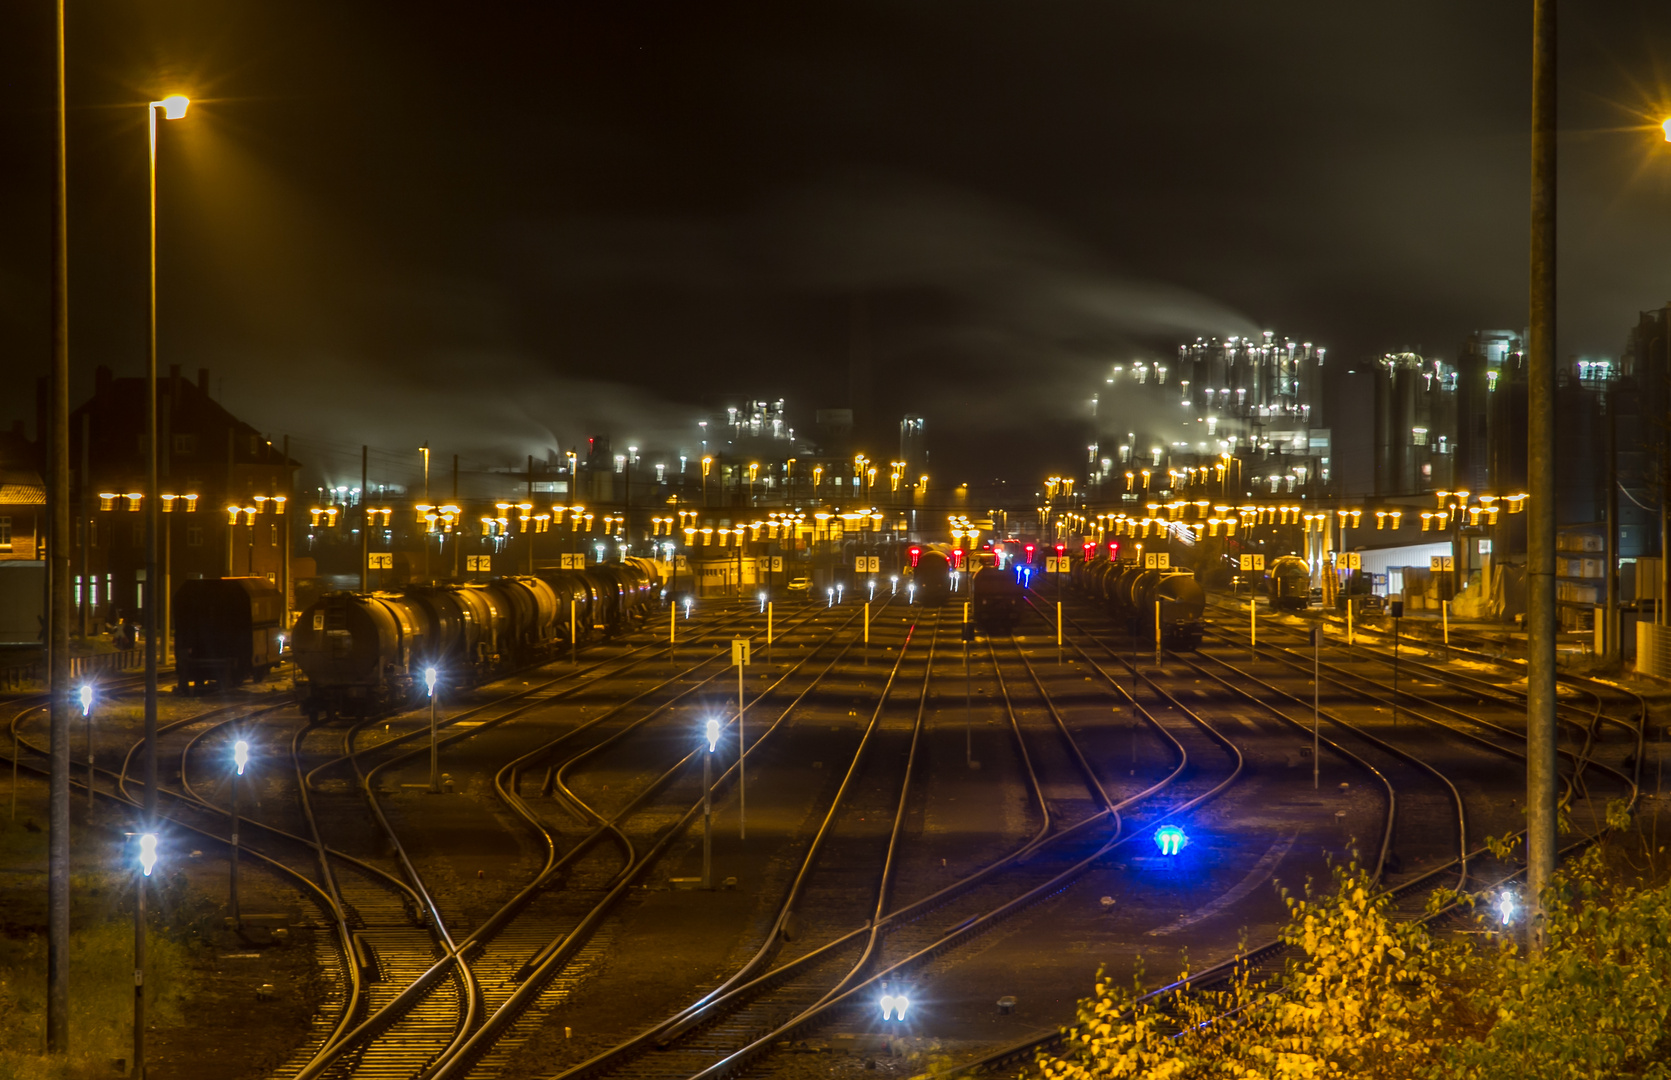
[292,557,663,720]
[1148,571,1207,649]
[911,549,953,606]
[1266,555,1312,611]
[173,577,286,693]
[292,591,433,718]
[1094,563,1206,650]
[971,567,1026,633]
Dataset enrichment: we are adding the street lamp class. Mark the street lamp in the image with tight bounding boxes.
[79,684,94,811]
[134,830,159,1079]
[144,93,190,839]
[425,667,441,793]
[230,739,249,928]
[702,717,719,889]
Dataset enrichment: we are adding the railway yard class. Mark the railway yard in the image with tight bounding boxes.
[4,583,1663,1080]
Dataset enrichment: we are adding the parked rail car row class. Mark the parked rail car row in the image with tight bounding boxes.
[168,561,662,717]
[1074,556,1208,649]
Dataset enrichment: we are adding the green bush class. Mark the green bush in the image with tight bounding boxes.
[1032,825,1671,1080]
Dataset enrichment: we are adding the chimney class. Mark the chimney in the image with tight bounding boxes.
[94,365,113,398]
[198,367,210,396]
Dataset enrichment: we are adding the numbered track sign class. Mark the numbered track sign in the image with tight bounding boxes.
[1430,555,1455,572]
[867,556,880,573]
[770,556,784,572]
[1343,552,1362,570]
[1145,552,1170,570]
[368,552,392,569]
[1238,554,1266,572]
[466,555,491,572]
[731,638,751,666]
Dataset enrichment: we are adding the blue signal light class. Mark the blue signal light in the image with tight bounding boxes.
[1154,824,1188,856]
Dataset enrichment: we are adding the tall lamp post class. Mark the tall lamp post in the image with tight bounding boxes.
[145,94,189,837]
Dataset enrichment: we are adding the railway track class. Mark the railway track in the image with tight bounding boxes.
[923,589,1649,1079]
[284,596,886,1080]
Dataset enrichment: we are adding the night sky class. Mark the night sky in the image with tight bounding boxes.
[3,2,1671,486]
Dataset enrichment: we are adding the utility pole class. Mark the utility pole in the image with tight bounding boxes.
[78,415,88,637]
[1605,388,1619,661]
[1526,0,1558,950]
[46,0,71,1051]
[282,435,292,620]
[359,446,369,591]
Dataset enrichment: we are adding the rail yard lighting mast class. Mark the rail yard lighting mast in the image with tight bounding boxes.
[1525,0,1557,948]
[143,92,189,851]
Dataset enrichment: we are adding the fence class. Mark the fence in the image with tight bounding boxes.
[0,649,144,692]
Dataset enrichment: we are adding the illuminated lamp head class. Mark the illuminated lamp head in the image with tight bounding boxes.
[1154,824,1188,856]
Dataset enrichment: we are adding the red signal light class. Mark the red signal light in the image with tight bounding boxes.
[909,545,922,567]
[1024,544,1034,554]
[1054,544,1065,554]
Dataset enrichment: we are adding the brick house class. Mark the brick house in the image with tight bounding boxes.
[55,365,299,636]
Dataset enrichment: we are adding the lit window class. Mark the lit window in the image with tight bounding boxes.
[1411,428,1428,446]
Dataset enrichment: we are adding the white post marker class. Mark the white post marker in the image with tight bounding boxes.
[1154,599,1163,664]
[732,638,750,839]
[864,601,870,645]
[767,601,773,646]
[1443,598,1450,649]
[570,599,578,663]
[670,601,676,645]
[1347,596,1354,646]
[1056,601,1063,647]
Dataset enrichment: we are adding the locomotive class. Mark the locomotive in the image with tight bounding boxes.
[1077,557,1207,649]
[291,558,661,719]
[1265,555,1312,611]
[970,566,1026,633]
